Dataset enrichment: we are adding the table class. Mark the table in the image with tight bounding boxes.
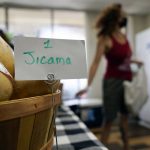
[53,105,108,150]
[63,98,102,109]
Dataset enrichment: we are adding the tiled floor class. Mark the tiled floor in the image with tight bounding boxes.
[90,119,150,150]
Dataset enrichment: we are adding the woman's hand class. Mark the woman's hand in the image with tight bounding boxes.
[131,60,143,68]
[75,87,88,98]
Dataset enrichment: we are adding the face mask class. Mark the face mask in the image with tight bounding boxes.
[119,17,127,28]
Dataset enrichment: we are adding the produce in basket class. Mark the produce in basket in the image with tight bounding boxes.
[0,36,14,77]
[11,80,60,99]
[0,62,14,101]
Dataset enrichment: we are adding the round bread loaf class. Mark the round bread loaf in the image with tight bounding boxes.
[0,63,14,101]
[0,37,14,77]
[11,80,60,99]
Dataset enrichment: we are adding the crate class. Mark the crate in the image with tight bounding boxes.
[0,90,61,150]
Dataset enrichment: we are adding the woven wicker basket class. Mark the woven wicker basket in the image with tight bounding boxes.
[0,90,61,150]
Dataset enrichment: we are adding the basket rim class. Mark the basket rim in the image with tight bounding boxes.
[0,90,61,121]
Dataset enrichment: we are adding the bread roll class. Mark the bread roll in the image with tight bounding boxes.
[11,80,60,99]
[0,63,14,101]
[0,37,14,77]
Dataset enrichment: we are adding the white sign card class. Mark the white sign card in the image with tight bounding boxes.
[14,36,87,80]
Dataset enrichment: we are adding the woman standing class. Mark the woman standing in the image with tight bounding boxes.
[76,4,133,150]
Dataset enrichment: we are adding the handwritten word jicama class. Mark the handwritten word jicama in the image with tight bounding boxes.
[23,51,72,65]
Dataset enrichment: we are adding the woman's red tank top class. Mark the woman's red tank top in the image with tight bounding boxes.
[104,36,132,81]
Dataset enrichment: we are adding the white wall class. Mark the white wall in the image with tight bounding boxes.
[127,15,148,53]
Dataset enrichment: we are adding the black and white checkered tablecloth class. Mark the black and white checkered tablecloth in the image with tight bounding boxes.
[53,105,108,150]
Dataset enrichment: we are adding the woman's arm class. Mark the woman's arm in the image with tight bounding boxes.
[87,37,106,87]
[130,60,143,68]
[130,60,143,67]
[76,36,106,97]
